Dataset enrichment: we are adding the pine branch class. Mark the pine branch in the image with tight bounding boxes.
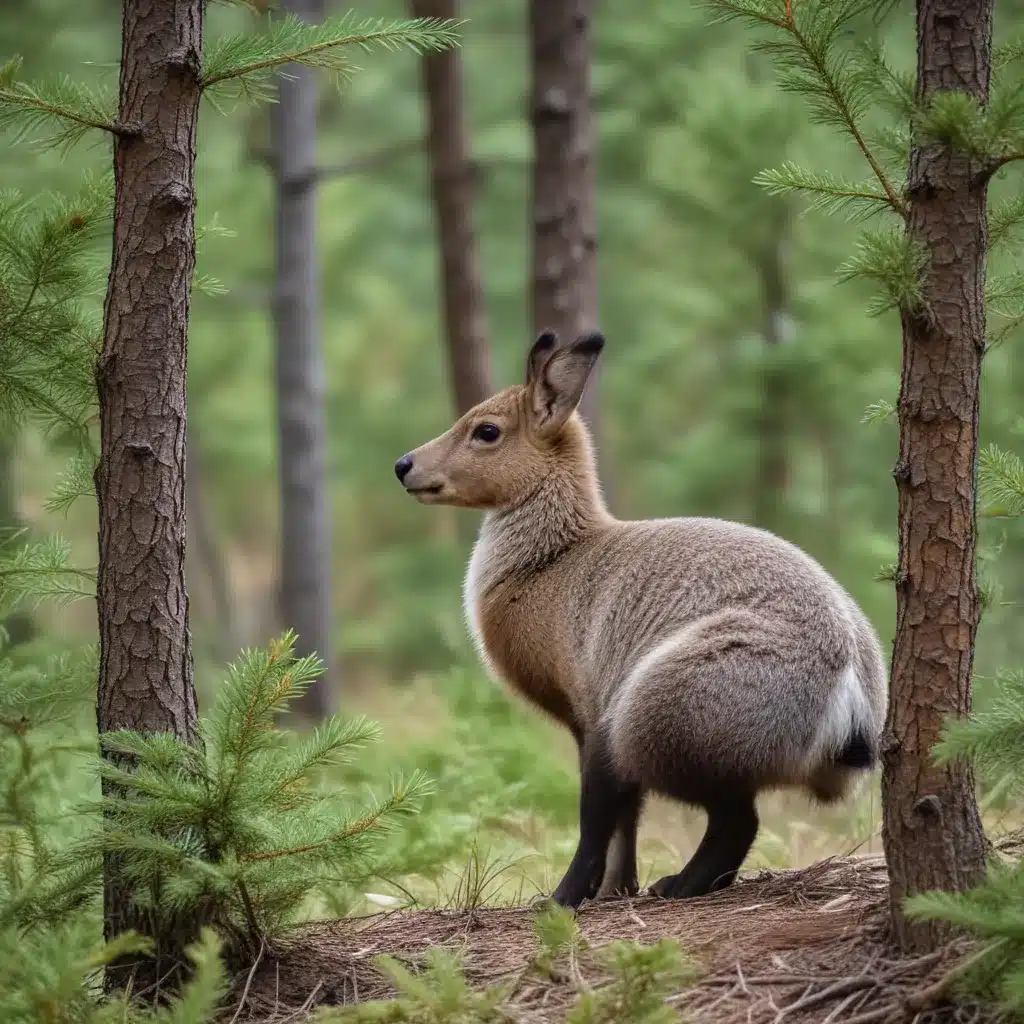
[986,273,1024,346]
[989,194,1024,250]
[706,0,906,217]
[861,398,895,424]
[0,58,121,151]
[0,536,95,613]
[264,716,379,807]
[43,453,96,515]
[994,39,1024,71]
[194,272,228,297]
[836,227,927,315]
[201,13,461,104]
[979,444,1024,518]
[852,40,915,122]
[240,770,431,864]
[754,162,891,220]
[931,670,1024,781]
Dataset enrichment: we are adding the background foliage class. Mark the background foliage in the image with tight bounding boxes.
[1,0,1023,1016]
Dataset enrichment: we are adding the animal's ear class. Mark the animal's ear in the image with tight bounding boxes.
[528,331,605,438]
[525,329,559,387]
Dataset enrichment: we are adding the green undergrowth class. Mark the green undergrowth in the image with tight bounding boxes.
[317,904,696,1023]
[338,667,581,911]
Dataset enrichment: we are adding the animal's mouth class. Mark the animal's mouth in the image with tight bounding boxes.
[406,485,443,496]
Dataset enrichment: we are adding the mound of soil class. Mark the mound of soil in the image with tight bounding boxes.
[237,853,1006,1023]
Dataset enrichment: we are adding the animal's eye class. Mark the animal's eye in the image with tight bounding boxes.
[472,423,501,443]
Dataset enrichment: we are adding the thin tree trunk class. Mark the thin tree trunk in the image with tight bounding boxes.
[882,0,991,953]
[410,0,493,416]
[96,0,203,990]
[529,0,601,439]
[752,212,791,531]
[270,0,333,718]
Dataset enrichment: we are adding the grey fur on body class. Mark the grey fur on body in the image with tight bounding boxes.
[464,420,887,807]
[399,329,887,903]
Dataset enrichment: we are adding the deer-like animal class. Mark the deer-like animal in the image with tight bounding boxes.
[395,330,887,909]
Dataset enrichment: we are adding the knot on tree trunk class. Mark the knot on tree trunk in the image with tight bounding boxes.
[913,794,943,823]
[165,46,202,82]
[158,183,195,212]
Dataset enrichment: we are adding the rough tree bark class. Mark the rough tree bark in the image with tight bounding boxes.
[882,0,991,953]
[270,0,334,717]
[96,0,203,989]
[529,0,601,438]
[410,0,493,416]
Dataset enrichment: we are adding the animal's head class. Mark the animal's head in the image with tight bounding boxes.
[394,330,604,510]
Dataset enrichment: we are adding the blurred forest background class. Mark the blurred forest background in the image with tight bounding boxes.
[3,0,1023,905]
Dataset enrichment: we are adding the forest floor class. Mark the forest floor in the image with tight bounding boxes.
[236,850,1010,1024]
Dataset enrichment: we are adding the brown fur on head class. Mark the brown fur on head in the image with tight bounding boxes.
[395,330,604,510]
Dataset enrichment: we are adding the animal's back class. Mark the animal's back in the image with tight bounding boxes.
[549,516,887,801]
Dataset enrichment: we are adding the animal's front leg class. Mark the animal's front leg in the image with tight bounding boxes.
[551,738,639,909]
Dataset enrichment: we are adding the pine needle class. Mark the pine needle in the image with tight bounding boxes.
[979,444,1024,518]
[201,13,461,106]
[860,399,895,424]
[0,58,118,151]
[836,227,927,315]
[754,163,891,220]
[44,453,96,515]
[704,0,906,216]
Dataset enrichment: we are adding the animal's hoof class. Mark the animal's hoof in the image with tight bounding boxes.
[596,878,640,900]
[649,874,686,899]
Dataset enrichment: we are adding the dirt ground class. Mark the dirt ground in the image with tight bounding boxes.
[234,851,1010,1024]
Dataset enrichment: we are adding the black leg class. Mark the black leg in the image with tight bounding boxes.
[552,738,639,909]
[651,794,758,899]
[596,792,644,898]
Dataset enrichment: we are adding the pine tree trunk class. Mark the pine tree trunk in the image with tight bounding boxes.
[410,0,493,416]
[270,0,333,718]
[96,0,204,990]
[529,0,601,440]
[752,213,791,531]
[882,0,991,953]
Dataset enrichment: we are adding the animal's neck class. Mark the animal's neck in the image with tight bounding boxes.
[473,422,610,591]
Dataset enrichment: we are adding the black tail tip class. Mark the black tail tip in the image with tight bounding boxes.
[835,729,876,769]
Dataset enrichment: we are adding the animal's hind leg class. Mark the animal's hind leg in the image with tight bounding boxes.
[650,792,758,899]
[596,791,645,898]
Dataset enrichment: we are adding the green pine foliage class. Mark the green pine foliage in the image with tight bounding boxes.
[1,12,460,131]
[317,906,695,1023]
[567,940,695,1024]
[203,13,461,106]
[319,948,514,1023]
[0,175,106,442]
[705,0,1024,316]
[84,632,429,954]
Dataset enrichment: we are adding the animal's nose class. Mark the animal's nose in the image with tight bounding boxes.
[394,455,414,483]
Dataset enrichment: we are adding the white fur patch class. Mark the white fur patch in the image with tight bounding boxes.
[463,535,499,681]
[804,661,875,771]
[603,626,695,731]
